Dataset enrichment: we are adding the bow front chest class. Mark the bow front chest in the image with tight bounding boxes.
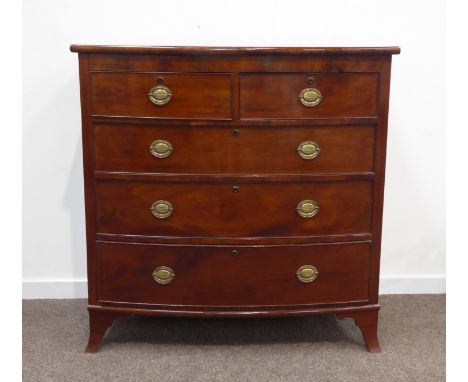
[71,45,400,352]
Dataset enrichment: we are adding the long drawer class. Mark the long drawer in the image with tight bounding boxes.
[95,180,372,238]
[94,124,375,174]
[97,241,371,306]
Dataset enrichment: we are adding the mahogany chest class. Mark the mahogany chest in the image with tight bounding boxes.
[70,45,400,352]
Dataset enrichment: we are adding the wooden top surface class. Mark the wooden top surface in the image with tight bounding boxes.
[70,45,400,55]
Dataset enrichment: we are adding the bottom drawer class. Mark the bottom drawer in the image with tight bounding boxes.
[96,242,371,307]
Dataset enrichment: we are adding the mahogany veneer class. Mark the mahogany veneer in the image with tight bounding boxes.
[92,73,233,119]
[71,45,399,353]
[94,124,375,174]
[239,73,378,119]
[95,180,373,237]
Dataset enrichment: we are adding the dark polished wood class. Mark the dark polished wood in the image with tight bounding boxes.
[96,234,372,245]
[86,310,132,353]
[70,45,400,55]
[92,115,378,126]
[240,73,378,119]
[85,53,392,78]
[92,73,232,119]
[96,241,371,306]
[93,172,375,183]
[72,45,399,352]
[94,124,375,174]
[95,180,373,237]
[77,54,99,305]
[337,309,381,352]
[88,303,380,318]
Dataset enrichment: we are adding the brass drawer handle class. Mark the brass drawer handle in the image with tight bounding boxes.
[297,200,319,218]
[296,265,319,283]
[297,141,320,160]
[150,200,173,219]
[148,85,172,105]
[149,139,173,159]
[299,87,322,107]
[152,266,175,284]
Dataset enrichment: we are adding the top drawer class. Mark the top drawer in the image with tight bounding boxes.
[240,73,378,119]
[91,73,233,119]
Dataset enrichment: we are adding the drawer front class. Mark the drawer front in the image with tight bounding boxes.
[94,124,375,174]
[96,181,372,237]
[240,73,378,119]
[97,242,371,306]
[91,73,232,119]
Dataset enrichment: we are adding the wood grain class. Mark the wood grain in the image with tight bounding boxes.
[71,45,399,352]
[92,73,232,119]
[95,180,373,238]
[240,73,378,119]
[96,241,371,307]
[94,124,375,175]
[70,45,400,55]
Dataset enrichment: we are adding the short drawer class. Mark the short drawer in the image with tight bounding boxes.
[91,72,232,119]
[240,73,378,119]
[94,124,375,174]
[97,242,371,306]
[95,180,372,238]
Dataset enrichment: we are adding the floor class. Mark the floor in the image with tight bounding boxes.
[23,295,445,381]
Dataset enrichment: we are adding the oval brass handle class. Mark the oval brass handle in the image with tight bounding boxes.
[296,265,319,283]
[297,141,320,160]
[149,139,173,159]
[150,200,173,219]
[152,266,175,284]
[297,200,319,218]
[299,87,322,107]
[148,85,172,105]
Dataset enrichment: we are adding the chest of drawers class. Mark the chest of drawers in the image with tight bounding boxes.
[71,45,400,353]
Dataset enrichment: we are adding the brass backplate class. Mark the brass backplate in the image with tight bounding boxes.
[150,200,173,219]
[149,139,173,159]
[297,141,320,160]
[299,87,322,107]
[297,200,319,218]
[148,85,172,105]
[152,266,175,284]
[296,265,319,283]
